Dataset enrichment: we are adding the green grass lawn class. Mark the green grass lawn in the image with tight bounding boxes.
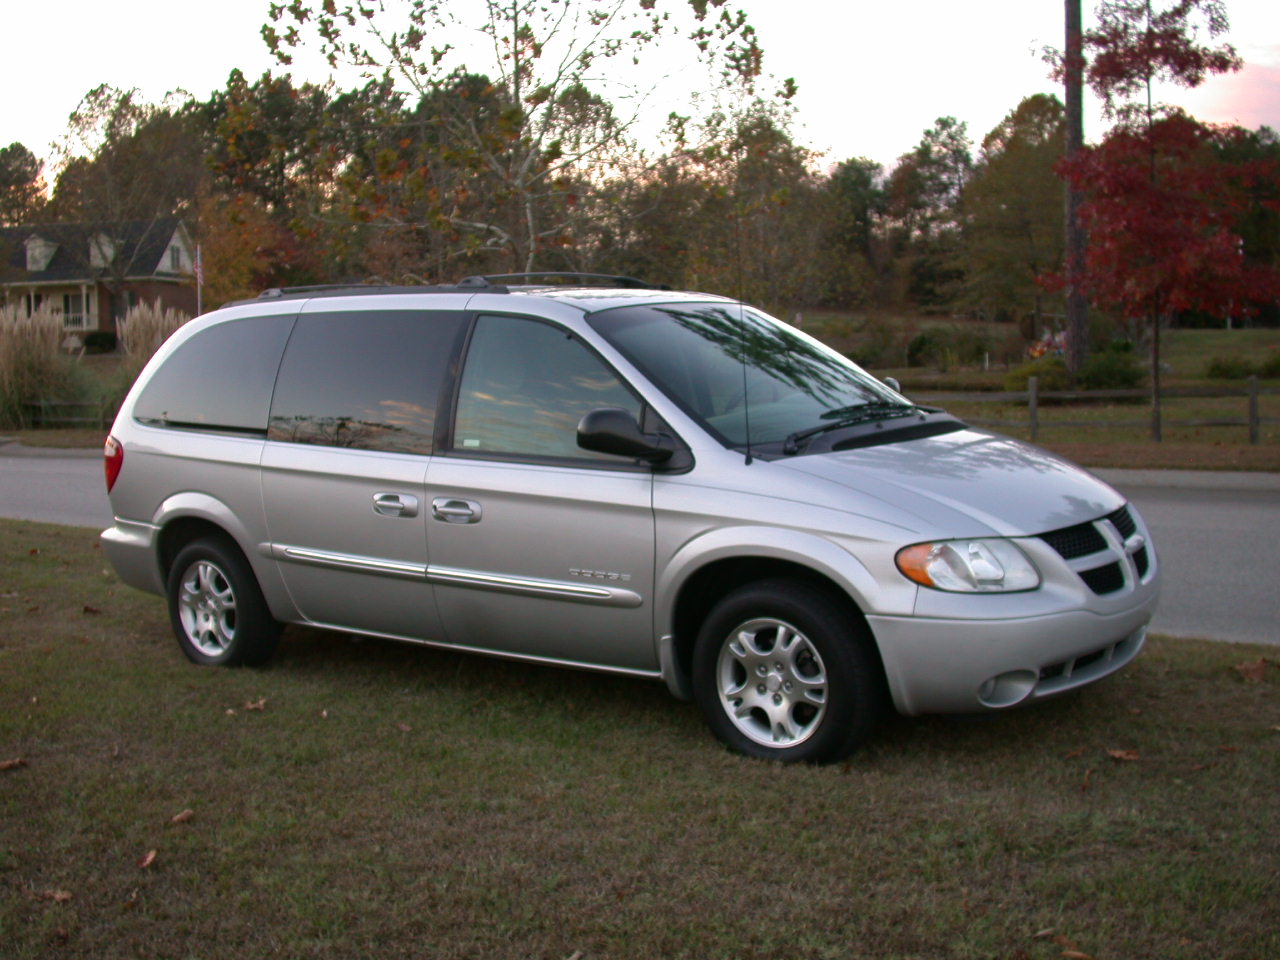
[3,519,1278,959]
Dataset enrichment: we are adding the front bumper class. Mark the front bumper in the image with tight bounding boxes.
[867,590,1157,716]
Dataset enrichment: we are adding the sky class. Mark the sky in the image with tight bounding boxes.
[4,0,1279,175]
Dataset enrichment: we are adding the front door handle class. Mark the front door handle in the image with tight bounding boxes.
[432,497,483,524]
[373,493,419,518]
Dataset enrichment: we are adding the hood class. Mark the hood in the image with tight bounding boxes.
[776,428,1124,538]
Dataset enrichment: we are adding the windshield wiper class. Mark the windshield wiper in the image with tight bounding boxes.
[782,402,918,455]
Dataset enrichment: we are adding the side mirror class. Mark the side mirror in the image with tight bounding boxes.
[577,407,673,463]
[883,376,902,394]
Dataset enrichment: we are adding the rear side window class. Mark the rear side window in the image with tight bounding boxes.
[269,310,465,455]
[133,314,295,434]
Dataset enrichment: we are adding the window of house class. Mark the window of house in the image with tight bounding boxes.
[169,246,182,271]
[268,310,466,455]
[452,315,642,462]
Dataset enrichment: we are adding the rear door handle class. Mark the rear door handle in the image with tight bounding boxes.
[432,497,482,524]
[373,493,419,518]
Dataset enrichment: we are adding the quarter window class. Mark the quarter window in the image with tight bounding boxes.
[133,314,294,433]
[452,315,641,461]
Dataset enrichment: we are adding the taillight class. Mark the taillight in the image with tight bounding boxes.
[104,435,124,492]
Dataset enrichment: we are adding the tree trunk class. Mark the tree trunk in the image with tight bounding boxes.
[1064,0,1089,379]
[1150,310,1163,441]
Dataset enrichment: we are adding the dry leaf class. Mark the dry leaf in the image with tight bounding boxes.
[1064,748,1085,759]
[137,850,157,869]
[34,889,72,903]
[1033,928,1057,940]
[245,698,267,711]
[1234,658,1269,683]
[82,605,102,615]
[169,809,195,825]
[1107,749,1140,761]
[1062,952,1095,960]
[225,709,236,716]
[1216,745,1240,753]
[28,548,40,556]
[1081,768,1094,792]
[319,709,329,719]
[395,722,412,732]
[1,757,27,772]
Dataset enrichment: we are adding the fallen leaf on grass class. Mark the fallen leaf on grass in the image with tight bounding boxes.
[319,709,329,719]
[394,722,412,733]
[137,850,157,869]
[1033,928,1057,940]
[34,889,72,903]
[1062,952,1095,960]
[1107,749,1140,761]
[82,605,101,615]
[1216,745,1241,753]
[1,757,28,772]
[28,548,40,556]
[225,709,236,716]
[1064,748,1085,759]
[244,698,267,711]
[1080,768,1094,792]
[1233,658,1271,683]
[169,809,194,825]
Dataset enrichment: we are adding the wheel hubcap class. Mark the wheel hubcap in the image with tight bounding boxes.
[715,617,828,748]
[177,559,238,657]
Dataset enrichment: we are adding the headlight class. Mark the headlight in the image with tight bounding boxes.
[895,539,1040,593]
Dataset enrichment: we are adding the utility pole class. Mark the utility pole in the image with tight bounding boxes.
[1064,0,1088,380]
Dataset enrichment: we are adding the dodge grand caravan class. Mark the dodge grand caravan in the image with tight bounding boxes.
[101,276,1159,762]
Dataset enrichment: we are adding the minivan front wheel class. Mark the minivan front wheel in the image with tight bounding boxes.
[692,580,882,763]
[167,538,280,667]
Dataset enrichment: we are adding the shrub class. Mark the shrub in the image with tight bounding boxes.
[0,305,90,428]
[1204,356,1255,380]
[906,325,994,371]
[119,301,189,363]
[1260,351,1280,378]
[1077,345,1145,390]
[83,330,118,354]
[1003,357,1070,393]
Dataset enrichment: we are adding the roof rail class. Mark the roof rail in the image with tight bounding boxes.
[458,272,664,290]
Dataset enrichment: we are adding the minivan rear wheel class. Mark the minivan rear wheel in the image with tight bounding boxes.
[692,579,882,763]
[167,538,280,667]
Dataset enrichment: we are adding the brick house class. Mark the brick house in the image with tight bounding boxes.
[0,218,197,335]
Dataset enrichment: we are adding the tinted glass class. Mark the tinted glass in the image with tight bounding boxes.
[452,315,641,461]
[269,310,465,455]
[133,314,295,433]
[588,303,900,447]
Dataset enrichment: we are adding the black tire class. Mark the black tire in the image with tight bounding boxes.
[691,579,883,763]
[167,537,281,667]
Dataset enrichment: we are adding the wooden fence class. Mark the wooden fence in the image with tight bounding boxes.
[913,375,1276,444]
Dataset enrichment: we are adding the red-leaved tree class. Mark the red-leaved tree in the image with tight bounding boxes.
[1053,0,1278,438]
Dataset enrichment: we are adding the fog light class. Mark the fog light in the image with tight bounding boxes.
[977,670,1038,708]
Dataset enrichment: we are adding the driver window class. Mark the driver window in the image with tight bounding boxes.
[453,315,642,461]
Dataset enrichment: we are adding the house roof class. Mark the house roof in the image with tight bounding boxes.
[0,218,188,285]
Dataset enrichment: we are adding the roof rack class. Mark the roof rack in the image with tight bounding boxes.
[458,272,663,290]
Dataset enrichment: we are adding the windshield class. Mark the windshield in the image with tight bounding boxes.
[588,302,907,449]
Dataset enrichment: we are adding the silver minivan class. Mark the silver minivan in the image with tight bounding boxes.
[101,278,1159,762]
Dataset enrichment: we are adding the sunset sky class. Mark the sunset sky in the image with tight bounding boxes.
[5,0,1278,173]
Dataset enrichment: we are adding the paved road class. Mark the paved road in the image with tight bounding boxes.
[2,442,1277,645]
[1094,469,1280,646]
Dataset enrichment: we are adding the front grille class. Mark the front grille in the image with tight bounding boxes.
[1080,561,1125,595]
[1108,505,1136,539]
[1040,522,1107,559]
[1040,503,1150,597]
